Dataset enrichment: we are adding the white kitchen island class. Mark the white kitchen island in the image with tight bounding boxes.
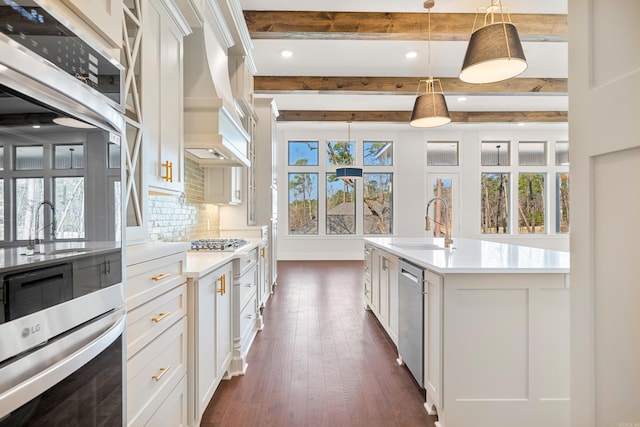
[364,237,570,427]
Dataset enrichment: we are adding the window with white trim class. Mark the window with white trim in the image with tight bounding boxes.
[480,140,570,235]
[287,138,394,236]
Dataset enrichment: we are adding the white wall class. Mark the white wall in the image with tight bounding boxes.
[276,123,570,260]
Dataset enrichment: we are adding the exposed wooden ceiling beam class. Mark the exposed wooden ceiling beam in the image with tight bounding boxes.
[244,11,567,42]
[277,110,568,123]
[0,113,59,126]
[255,76,567,95]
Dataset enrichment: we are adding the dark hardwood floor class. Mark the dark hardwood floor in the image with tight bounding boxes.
[200,260,436,427]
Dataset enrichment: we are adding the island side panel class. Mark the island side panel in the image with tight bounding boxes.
[441,273,569,427]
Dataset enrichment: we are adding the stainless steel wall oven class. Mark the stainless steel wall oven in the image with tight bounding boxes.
[0,1,125,425]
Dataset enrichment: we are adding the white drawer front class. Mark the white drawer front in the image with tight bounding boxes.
[146,375,187,427]
[127,284,187,357]
[238,268,257,310]
[237,248,258,274]
[127,317,187,427]
[240,293,257,351]
[127,253,185,310]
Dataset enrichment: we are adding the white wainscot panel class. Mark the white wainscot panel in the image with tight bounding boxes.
[536,288,570,400]
[452,288,529,400]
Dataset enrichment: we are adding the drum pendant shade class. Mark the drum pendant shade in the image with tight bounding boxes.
[336,167,362,179]
[459,22,527,84]
[409,92,451,128]
[408,1,451,128]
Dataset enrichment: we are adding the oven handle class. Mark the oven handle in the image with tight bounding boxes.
[0,309,125,418]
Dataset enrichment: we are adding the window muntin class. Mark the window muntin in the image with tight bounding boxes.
[364,141,393,166]
[518,173,546,233]
[557,173,570,233]
[363,173,393,234]
[481,141,510,166]
[326,141,354,165]
[326,173,355,234]
[427,141,459,166]
[481,173,510,234]
[288,172,318,235]
[288,141,319,166]
[518,141,546,166]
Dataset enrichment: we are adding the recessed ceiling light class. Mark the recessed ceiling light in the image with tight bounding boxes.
[32,125,41,129]
[405,51,418,59]
[457,96,467,102]
[517,122,525,126]
[281,50,293,58]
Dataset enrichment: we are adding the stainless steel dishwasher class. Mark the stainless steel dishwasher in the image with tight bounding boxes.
[398,259,424,388]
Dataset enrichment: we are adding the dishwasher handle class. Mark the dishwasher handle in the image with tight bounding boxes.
[400,268,420,284]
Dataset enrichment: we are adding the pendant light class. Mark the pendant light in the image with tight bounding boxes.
[336,121,362,179]
[459,0,527,84]
[409,0,451,128]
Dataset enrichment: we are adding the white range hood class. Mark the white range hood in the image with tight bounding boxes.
[183,26,250,167]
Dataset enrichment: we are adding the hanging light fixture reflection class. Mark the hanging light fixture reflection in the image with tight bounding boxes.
[335,167,363,179]
[409,0,451,128]
[336,121,362,179]
[459,0,527,84]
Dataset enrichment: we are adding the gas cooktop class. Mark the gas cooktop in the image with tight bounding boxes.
[190,238,250,252]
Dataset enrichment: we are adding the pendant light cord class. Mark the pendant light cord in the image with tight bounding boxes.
[427,5,432,79]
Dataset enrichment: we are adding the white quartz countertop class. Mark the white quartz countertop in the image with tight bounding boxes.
[185,239,261,279]
[364,237,570,274]
[126,241,191,266]
[1,242,121,273]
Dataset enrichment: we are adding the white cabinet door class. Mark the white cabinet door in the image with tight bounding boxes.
[204,167,242,205]
[370,247,379,313]
[143,0,184,195]
[364,245,373,307]
[216,262,233,380]
[424,269,443,413]
[192,261,233,424]
[387,255,399,344]
[378,253,390,327]
[195,273,216,419]
[258,243,270,307]
[253,98,278,225]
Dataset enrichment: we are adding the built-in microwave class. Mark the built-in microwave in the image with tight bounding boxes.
[0,1,126,424]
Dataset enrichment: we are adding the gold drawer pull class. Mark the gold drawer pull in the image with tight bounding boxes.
[152,365,171,381]
[151,312,169,323]
[151,273,171,281]
[216,275,226,295]
[261,247,265,258]
[162,160,173,183]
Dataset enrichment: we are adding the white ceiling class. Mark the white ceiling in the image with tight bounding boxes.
[238,0,568,128]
